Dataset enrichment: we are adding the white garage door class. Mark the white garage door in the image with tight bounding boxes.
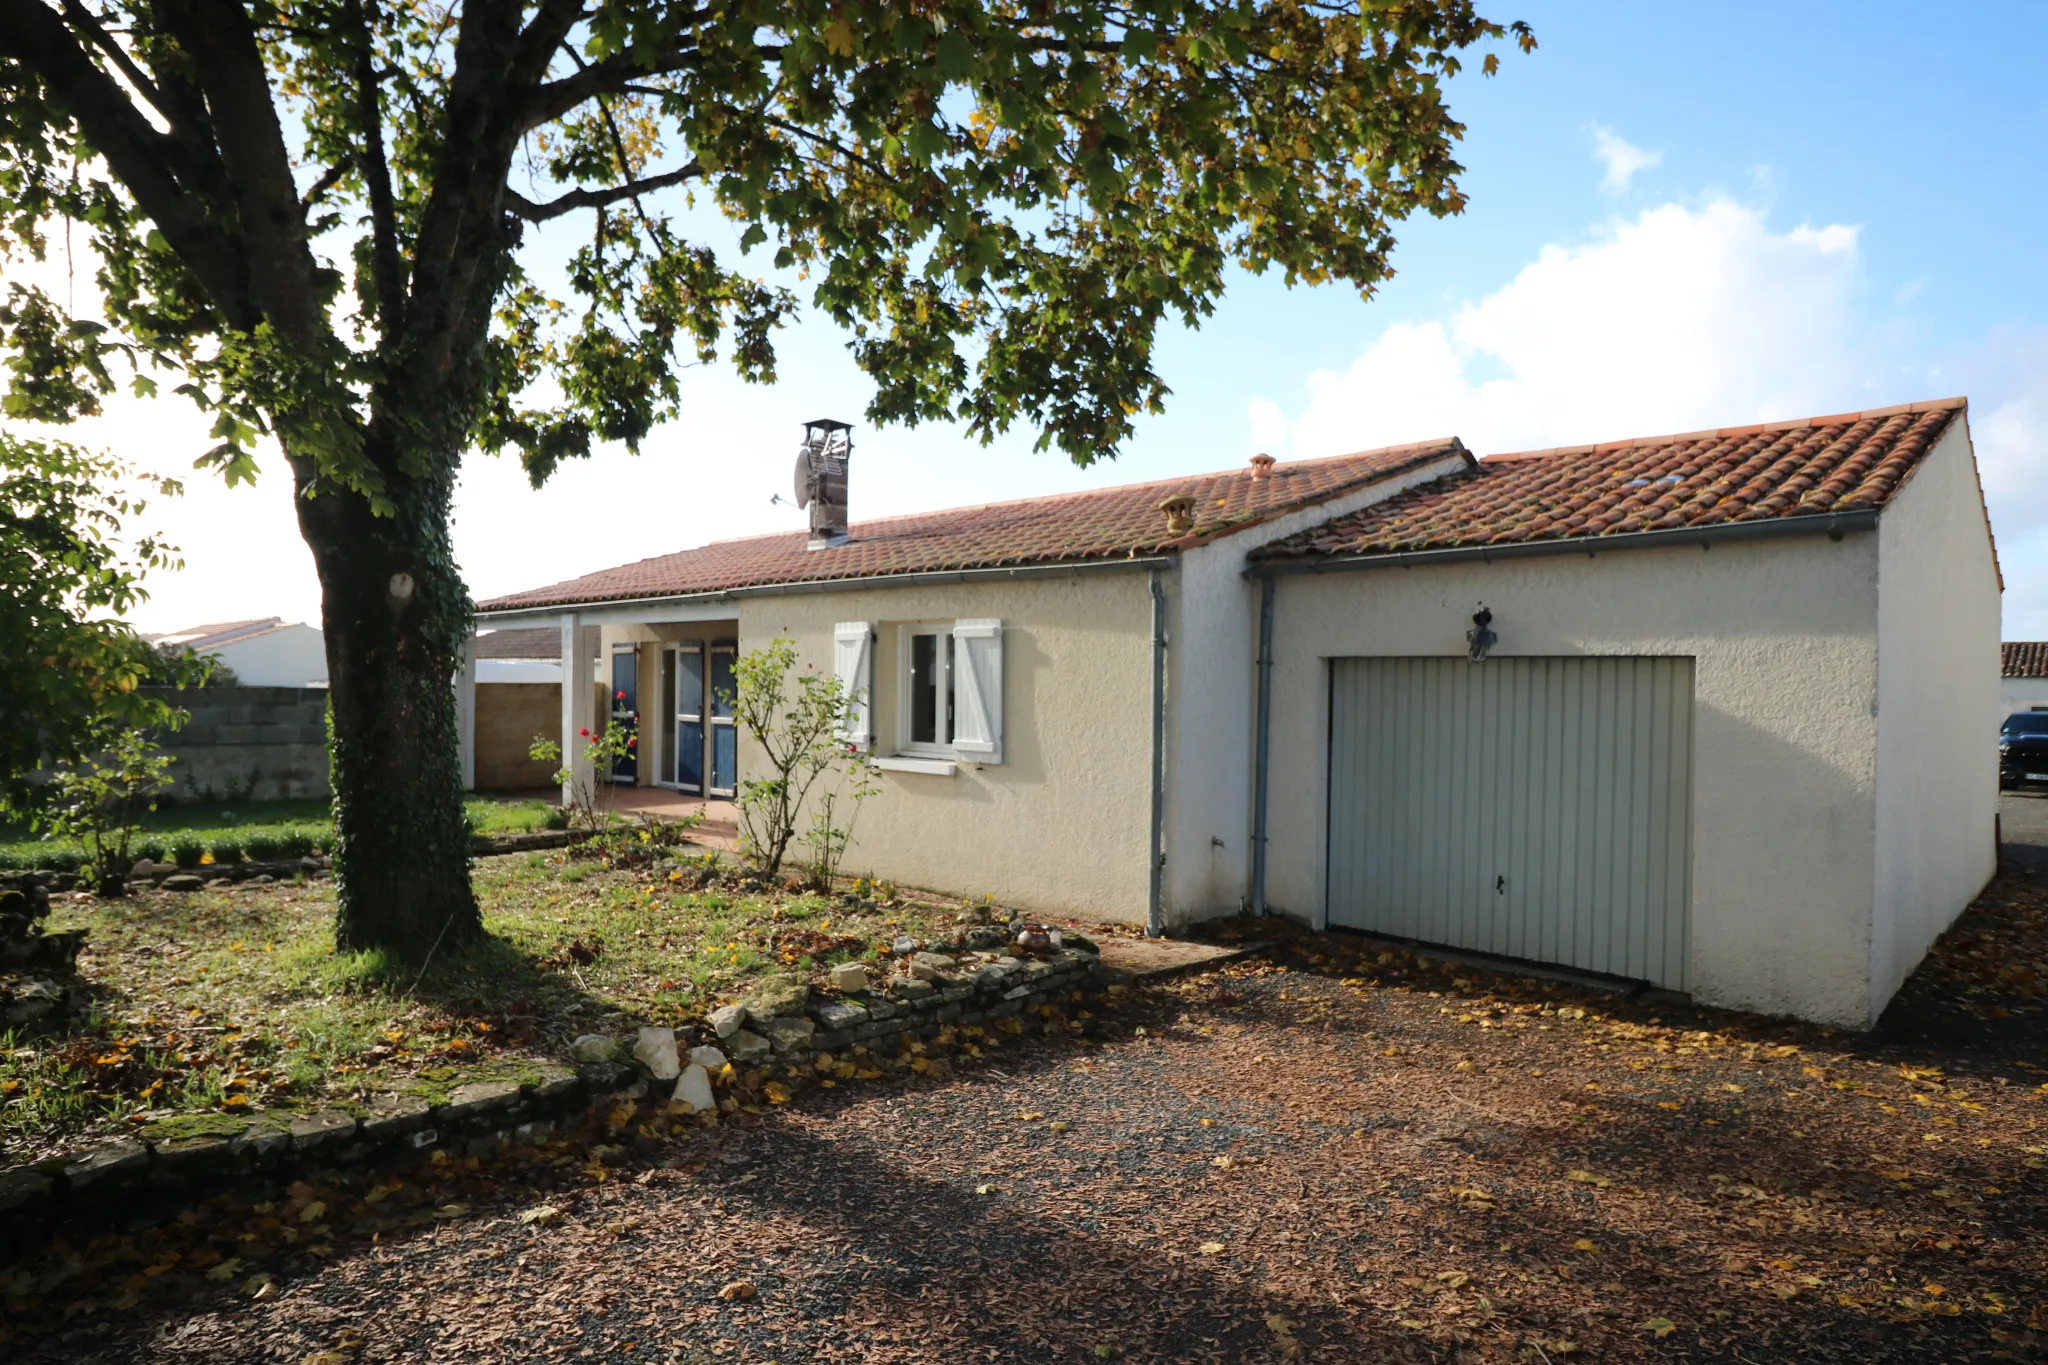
[1327,656,1694,989]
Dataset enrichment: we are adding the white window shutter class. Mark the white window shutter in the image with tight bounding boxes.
[951,619,1003,763]
[832,622,873,749]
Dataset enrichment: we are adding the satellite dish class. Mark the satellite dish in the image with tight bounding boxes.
[792,450,813,509]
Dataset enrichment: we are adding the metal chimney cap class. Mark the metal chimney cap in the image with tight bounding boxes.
[803,418,854,433]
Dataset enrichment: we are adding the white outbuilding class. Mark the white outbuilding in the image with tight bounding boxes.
[1248,397,1999,1028]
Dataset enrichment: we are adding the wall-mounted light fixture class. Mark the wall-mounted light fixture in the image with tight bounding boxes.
[1466,606,1497,662]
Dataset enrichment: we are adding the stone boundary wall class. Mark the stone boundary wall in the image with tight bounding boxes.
[143,686,332,802]
[0,944,1102,1243]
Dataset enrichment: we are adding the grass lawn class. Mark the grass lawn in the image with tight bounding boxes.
[1,847,999,1166]
[0,795,560,871]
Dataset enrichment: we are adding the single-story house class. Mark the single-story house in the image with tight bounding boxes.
[473,397,1999,1027]
[152,617,329,688]
[2002,642,2048,717]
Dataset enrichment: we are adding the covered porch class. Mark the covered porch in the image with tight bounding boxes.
[458,600,745,829]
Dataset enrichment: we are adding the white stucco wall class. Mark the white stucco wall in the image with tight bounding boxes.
[1870,421,2001,1019]
[732,574,1158,922]
[1160,452,1469,923]
[2002,677,2048,719]
[1262,533,1886,1026]
[209,624,329,688]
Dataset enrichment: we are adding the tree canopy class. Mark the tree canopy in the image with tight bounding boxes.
[0,0,1530,948]
[0,0,1531,488]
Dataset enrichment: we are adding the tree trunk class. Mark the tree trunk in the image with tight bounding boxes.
[295,445,479,958]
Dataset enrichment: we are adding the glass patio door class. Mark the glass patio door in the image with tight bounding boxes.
[609,646,638,784]
[709,644,737,797]
[666,643,705,794]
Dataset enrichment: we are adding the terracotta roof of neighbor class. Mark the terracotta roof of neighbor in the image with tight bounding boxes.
[474,628,561,660]
[154,617,292,648]
[2006,643,2048,679]
[478,440,1466,612]
[1253,399,1967,564]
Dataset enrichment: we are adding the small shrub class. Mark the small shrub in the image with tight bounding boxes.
[171,836,204,868]
[33,847,83,872]
[243,833,283,862]
[280,830,315,858]
[136,839,167,864]
[542,806,570,831]
[209,838,244,864]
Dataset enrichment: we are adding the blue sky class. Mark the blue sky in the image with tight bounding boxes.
[58,0,2048,637]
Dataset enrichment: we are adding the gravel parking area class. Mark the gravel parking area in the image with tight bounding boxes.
[5,876,2046,1364]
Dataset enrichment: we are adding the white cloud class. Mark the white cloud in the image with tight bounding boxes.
[1275,199,1867,461]
[1592,125,1663,196]
[1251,196,2048,636]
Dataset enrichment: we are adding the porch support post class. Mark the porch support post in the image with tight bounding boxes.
[456,632,478,792]
[560,613,595,806]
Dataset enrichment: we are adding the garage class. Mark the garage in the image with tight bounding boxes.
[1326,655,1694,989]
[1249,399,2001,1027]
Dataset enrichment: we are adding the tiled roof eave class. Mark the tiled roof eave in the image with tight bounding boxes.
[1250,506,1882,574]
[477,547,1183,617]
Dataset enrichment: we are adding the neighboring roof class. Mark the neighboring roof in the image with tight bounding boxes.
[1253,399,1966,564]
[2006,643,2048,679]
[474,628,562,661]
[153,617,298,649]
[478,440,1466,613]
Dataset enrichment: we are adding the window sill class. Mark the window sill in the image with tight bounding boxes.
[875,755,958,776]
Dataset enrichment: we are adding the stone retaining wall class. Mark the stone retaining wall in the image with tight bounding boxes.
[0,943,1102,1244]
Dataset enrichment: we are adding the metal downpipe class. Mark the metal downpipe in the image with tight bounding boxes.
[1250,573,1274,917]
[1147,569,1167,938]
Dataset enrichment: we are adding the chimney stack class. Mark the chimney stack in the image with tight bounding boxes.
[795,419,853,549]
[1249,452,1276,480]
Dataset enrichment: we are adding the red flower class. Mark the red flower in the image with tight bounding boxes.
[615,690,627,700]
[579,727,590,738]
[627,737,637,748]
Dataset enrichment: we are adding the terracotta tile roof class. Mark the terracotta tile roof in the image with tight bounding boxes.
[2005,642,2048,679]
[478,440,1465,613]
[1252,399,1967,564]
[474,628,561,660]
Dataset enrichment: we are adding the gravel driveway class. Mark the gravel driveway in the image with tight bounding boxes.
[7,879,2046,1364]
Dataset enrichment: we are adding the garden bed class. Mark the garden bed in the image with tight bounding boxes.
[0,844,1118,1169]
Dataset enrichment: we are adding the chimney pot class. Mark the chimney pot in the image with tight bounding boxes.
[1249,453,1276,480]
[1158,494,1196,536]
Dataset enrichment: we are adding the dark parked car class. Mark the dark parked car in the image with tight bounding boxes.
[2000,712,2048,790]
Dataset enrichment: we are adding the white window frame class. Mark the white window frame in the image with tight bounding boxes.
[894,622,956,758]
[887,618,1002,768]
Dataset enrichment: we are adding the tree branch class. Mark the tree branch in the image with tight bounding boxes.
[522,42,719,133]
[300,155,356,210]
[504,162,703,221]
[57,0,171,121]
[157,0,323,338]
[0,0,254,326]
[344,0,404,336]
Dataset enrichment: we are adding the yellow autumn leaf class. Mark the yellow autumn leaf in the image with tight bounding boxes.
[1198,1241,1225,1255]
[821,19,854,56]
[1645,1316,1676,1338]
[1572,1238,1598,1253]
[297,1200,326,1224]
[764,1082,791,1103]
[1265,1314,1297,1336]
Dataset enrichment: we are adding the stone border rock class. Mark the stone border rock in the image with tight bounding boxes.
[0,944,1103,1248]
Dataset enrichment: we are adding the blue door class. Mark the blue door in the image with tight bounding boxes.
[610,647,638,783]
[709,644,737,796]
[671,644,705,793]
